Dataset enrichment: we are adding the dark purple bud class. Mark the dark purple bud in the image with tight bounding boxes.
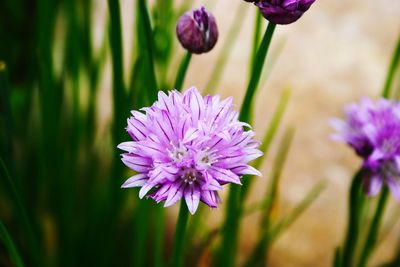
[176,7,218,54]
[253,0,316,25]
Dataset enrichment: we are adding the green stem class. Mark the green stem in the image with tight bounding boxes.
[241,88,290,201]
[216,23,276,267]
[0,158,40,266]
[0,63,14,171]
[137,0,158,99]
[174,52,192,91]
[243,128,294,267]
[154,205,165,267]
[357,187,389,267]
[381,34,400,98]
[171,201,189,267]
[0,220,25,267]
[250,11,263,74]
[239,22,276,123]
[341,170,365,267]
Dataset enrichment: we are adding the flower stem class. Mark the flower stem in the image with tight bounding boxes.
[154,205,165,267]
[174,52,192,91]
[239,22,276,123]
[357,187,389,267]
[341,170,365,267]
[171,201,189,267]
[216,22,276,267]
[382,34,400,98]
[250,11,263,74]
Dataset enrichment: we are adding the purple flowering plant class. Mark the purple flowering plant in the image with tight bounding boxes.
[332,98,400,199]
[118,87,262,214]
[245,0,316,25]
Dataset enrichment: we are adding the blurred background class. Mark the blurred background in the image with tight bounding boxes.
[0,0,400,266]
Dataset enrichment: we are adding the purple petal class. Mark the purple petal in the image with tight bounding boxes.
[363,175,382,197]
[164,182,185,207]
[209,167,241,185]
[121,174,148,188]
[231,165,262,176]
[121,154,152,172]
[184,186,201,214]
[201,178,223,191]
[201,190,220,208]
[139,183,155,199]
[117,141,136,153]
[387,178,400,201]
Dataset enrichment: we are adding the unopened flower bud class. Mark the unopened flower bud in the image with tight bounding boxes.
[246,0,316,25]
[176,7,218,54]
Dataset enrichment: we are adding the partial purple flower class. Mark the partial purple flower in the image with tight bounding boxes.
[245,0,316,25]
[118,87,262,214]
[176,6,218,54]
[332,97,400,200]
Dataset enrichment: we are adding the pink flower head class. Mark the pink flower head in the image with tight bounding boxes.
[118,87,262,214]
[332,98,400,199]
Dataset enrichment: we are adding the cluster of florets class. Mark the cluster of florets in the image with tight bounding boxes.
[332,98,400,199]
[244,0,316,25]
[119,87,262,214]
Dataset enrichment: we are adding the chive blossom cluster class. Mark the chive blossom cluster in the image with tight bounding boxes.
[245,0,316,25]
[118,87,262,214]
[332,98,400,199]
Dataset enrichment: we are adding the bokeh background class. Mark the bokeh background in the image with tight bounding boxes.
[1,0,400,266]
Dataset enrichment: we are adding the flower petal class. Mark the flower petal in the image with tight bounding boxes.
[209,167,241,185]
[139,183,155,199]
[121,174,148,188]
[164,182,185,207]
[387,177,400,201]
[363,175,382,197]
[184,186,201,214]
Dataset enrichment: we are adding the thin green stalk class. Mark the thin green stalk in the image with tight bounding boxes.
[108,0,126,148]
[241,88,290,200]
[0,158,40,266]
[333,247,341,267]
[357,187,389,267]
[174,52,192,91]
[171,201,189,267]
[107,1,128,266]
[154,205,165,267]
[382,34,400,98]
[0,220,25,267]
[243,128,294,267]
[250,11,263,74]
[0,62,14,171]
[204,5,248,94]
[137,0,158,99]
[216,22,276,267]
[341,170,365,267]
[132,200,151,267]
[214,184,241,267]
[239,22,276,124]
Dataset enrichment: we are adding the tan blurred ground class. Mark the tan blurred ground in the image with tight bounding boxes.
[96,0,400,266]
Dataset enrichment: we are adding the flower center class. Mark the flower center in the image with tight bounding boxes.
[169,144,188,163]
[181,169,198,184]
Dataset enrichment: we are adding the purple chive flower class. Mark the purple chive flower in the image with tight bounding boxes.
[118,87,262,214]
[176,6,218,54]
[332,98,400,199]
[245,0,316,25]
